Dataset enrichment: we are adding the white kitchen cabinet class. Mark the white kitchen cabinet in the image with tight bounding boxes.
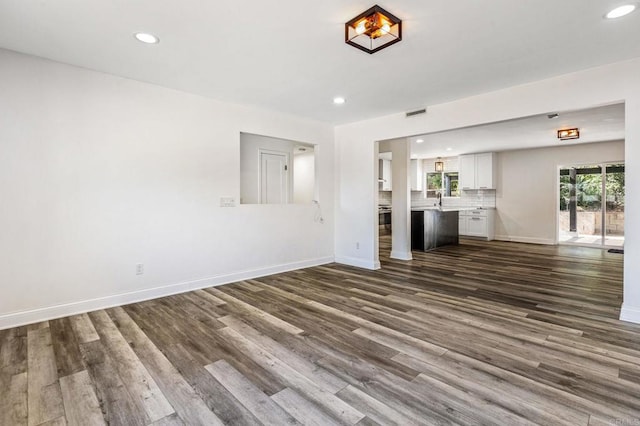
[466,215,487,236]
[379,159,392,191]
[459,209,495,240]
[459,153,496,190]
[410,159,423,191]
[459,155,476,190]
[475,153,495,189]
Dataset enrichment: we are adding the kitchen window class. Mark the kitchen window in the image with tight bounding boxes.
[426,172,459,197]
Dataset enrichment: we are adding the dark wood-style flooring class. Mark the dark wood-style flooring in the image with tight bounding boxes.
[1,237,638,425]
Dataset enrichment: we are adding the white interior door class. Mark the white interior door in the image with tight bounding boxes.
[260,151,289,204]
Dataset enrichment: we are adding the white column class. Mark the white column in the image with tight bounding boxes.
[390,138,412,260]
[621,97,640,323]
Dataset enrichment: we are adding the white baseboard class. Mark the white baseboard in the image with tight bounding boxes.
[390,251,413,261]
[0,256,334,331]
[620,304,640,324]
[494,235,556,245]
[335,256,381,270]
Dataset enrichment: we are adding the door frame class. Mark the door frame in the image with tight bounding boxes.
[556,160,625,248]
[259,148,290,204]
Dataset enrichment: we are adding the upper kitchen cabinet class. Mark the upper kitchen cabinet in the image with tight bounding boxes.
[459,153,497,190]
[410,159,423,191]
[378,158,392,191]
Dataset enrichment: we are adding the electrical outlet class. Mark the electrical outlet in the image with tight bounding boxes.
[136,263,144,275]
[220,197,236,207]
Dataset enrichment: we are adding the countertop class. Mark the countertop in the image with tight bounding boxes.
[410,206,496,212]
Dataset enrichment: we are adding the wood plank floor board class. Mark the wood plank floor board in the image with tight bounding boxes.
[335,384,429,426]
[88,310,175,423]
[619,367,640,382]
[160,343,263,426]
[49,317,86,378]
[442,339,639,422]
[107,307,226,426]
[26,325,66,426]
[124,301,289,397]
[316,351,456,424]
[237,288,364,337]
[271,387,343,426]
[410,291,585,337]
[217,326,366,425]
[79,339,150,426]
[1,371,28,426]
[219,314,349,394]
[204,359,300,426]
[298,329,423,383]
[410,372,540,426]
[401,306,622,378]
[207,288,305,335]
[130,299,223,362]
[58,370,106,426]
[391,352,589,426]
[192,289,227,307]
[0,326,28,374]
[3,237,639,425]
[536,362,640,415]
[160,293,226,329]
[68,313,100,344]
[356,416,383,426]
[149,413,185,426]
[37,416,68,426]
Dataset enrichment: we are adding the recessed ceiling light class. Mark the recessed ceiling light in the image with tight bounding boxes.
[333,97,346,105]
[416,139,424,144]
[134,32,160,44]
[605,4,636,19]
[446,147,453,151]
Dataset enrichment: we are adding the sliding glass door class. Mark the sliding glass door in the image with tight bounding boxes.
[604,164,625,247]
[558,163,624,248]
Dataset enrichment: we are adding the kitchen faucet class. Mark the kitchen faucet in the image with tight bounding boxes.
[437,192,442,207]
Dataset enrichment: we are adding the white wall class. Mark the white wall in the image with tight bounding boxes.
[293,150,315,204]
[495,141,625,244]
[0,49,335,329]
[334,57,640,324]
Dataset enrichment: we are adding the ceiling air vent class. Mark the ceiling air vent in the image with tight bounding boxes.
[406,108,426,118]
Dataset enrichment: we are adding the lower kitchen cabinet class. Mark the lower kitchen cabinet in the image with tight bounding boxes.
[459,209,495,240]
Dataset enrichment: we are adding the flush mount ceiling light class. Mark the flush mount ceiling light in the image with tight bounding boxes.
[416,139,424,144]
[605,4,636,19]
[134,32,159,44]
[558,128,580,140]
[345,5,402,54]
[435,157,445,172]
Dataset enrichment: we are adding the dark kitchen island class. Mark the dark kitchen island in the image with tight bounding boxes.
[411,208,459,251]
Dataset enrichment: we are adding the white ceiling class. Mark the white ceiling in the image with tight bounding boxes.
[0,1,639,124]
[408,103,625,159]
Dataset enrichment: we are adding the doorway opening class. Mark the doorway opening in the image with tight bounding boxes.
[558,163,625,248]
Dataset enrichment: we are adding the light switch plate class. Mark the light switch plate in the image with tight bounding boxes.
[220,197,236,207]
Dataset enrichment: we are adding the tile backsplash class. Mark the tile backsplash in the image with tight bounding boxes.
[382,189,496,209]
[412,190,496,209]
[451,190,496,208]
